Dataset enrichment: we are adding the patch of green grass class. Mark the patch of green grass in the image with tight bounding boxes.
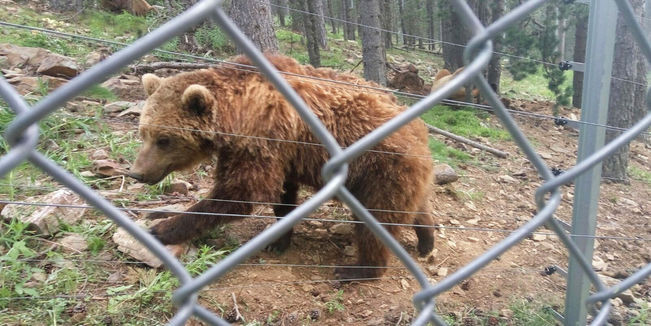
[428,138,471,166]
[82,85,118,102]
[421,105,510,141]
[629,165,651,185]
[501,66,574,102]
[509,300,558,325]
[325,289,345,313]
[195,25,233,54]
[628,301,649,325]
[80,10,147,40]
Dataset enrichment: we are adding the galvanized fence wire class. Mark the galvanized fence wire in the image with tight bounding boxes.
[2,20,650,136]
[0,0,649,325]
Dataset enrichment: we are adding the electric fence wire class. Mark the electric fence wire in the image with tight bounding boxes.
[1,200,648,241]
[0,20,650,137]
[269,3,650,88]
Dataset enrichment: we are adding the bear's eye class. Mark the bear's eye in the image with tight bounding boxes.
[156,137,171,148]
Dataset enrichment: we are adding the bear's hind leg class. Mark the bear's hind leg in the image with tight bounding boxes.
[267,181,299,252]
[334,223,396,280]
[414,202,435,256]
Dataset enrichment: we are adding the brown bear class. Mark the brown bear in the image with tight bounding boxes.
[128,54,435,279]
[431,67,479,102]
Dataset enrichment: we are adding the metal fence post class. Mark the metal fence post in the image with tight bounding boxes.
[564,0,618,325]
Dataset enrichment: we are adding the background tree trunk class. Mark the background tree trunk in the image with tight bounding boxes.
[342,0,356,40]
[326,0,338,34]
[381,0,393,49]
[230,0,279,53]
[315,0,329,49]
[303,0,322,66]
[440,1,465,70]
[359,0,386,85]
[486,0,504,92]
[426,0,435,51]
[572,8,588,108]
[274,0,289,27]
[51,0,82,11]
[602,0,647,181]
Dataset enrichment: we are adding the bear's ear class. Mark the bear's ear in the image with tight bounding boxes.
[182,84,213,116]
[142,74,162,96]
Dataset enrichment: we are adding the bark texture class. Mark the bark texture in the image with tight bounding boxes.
[230,0,279,53]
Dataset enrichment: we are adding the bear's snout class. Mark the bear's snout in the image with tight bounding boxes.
[126,171,144,182]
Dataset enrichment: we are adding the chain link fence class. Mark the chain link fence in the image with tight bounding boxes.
[1,0,649,324]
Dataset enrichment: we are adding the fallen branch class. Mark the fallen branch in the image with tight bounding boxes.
[231,292,244,322]
[425,123,509,158]
[130,62,216,74]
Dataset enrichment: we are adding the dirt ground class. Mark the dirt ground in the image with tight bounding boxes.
[100,97,649,325]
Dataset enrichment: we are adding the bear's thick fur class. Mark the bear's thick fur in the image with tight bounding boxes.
[128,54,435,278]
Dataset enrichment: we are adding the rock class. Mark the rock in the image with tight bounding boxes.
[592,255,607,271]
[434,164,459,185]
[437,267,449,277]
[101,75,146,101]
[400,278,410,289]
[343,245,356,257]
[36,54,79,78]
[449,219,460,225]
[7,75,68,94]
[466,218,479,225]
[59,233,88,252]
[0,43,47,69]
[83,47,110,67]
[617,289,636,305]
[103,101,135,114]
[112,219,192,268]
[330,223,354,235]
[1,189,87,235]
[167,179,191,195]
[310,228,329,239]
[532,233,547,242]
[0,43,79,78]
[611,297,623,307]
[498,174,518,183]
[117,100,145,117]
[91,159,125,177]
[467,237,480,242]
[89,149,109,160]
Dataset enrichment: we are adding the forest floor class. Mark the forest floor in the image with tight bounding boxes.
[0,1,649,325]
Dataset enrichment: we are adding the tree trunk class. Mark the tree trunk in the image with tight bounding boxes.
[439,1,465,70]
[275,0,289,27]
[342,0,356,40]
[487,0,504,93]
[572,8,588,108]
[359,0,386,85]
[602,0,647,181]
[303,0,322,66]
[399,0,408,45]
[230,0,279,53]
[381,0,393,49]
[426,0,435,51]
[326,0,337,34]
[311,0,328,49]
[51,0,82,11]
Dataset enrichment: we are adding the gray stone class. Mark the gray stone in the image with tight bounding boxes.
[60,234,88,252]
[1,189,87,235]
[330,223,354,235]
[434,164,458,185]
[103,101,135,114]
[112,219,191,268]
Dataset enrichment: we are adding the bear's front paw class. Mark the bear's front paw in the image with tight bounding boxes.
[265,235,291,253]
[334,266,379,281]
[150,220,185,245]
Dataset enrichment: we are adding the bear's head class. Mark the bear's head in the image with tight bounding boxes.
[128,72,217,185]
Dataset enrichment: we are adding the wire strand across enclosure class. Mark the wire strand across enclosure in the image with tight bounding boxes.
[1,0,650,325]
